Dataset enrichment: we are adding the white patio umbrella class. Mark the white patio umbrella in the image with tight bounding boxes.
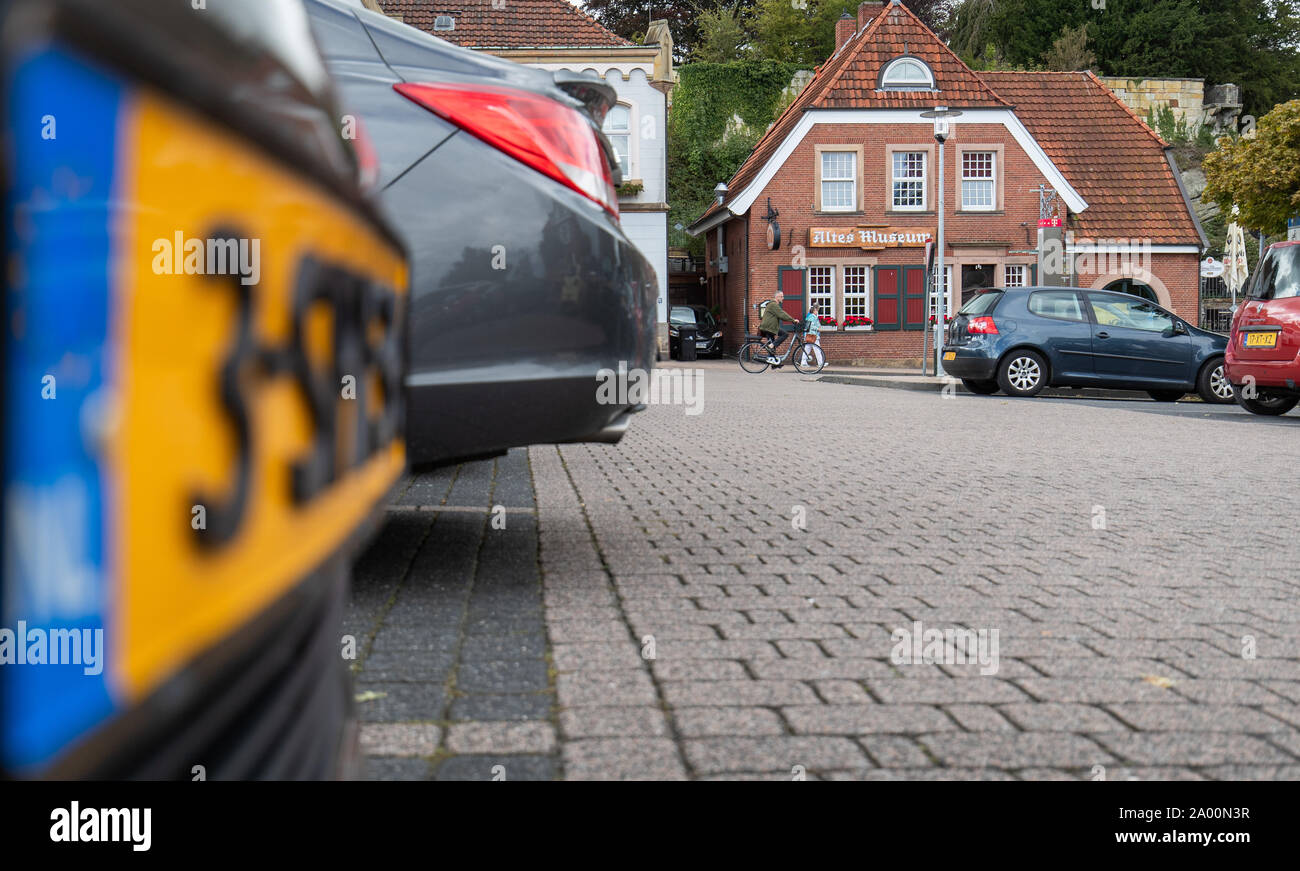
[1225,206,1249,308]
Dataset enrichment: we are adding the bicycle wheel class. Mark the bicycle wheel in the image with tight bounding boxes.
[738,342,771,373]
[793,340,826,374]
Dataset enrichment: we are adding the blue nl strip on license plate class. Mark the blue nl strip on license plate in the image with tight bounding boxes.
[3,44,118,771]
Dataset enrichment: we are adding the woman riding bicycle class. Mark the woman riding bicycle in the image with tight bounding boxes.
[758,291,799,361]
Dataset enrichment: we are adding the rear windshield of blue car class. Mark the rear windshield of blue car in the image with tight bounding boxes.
[958,290,1003,315]
[1248,246,1300,300]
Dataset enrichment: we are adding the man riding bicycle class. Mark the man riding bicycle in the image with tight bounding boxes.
[758,291,799,362]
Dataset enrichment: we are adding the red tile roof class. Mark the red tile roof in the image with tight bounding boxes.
[696,1,1008,225]
[694,3,1201,246]
[379,0,632,49]
[979,70,1200,244]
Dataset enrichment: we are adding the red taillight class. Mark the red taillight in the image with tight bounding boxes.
[393,81,619,218]
[351,115,380,192]
[967,316,999,334]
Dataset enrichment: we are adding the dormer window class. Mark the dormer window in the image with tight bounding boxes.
[433,15,455,31]
[880,57,934,90]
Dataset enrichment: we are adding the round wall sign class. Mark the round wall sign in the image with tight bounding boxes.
[766,221,781,250]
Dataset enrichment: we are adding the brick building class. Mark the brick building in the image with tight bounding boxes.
[687,0,1206,365]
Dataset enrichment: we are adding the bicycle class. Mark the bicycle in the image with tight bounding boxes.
[738,327,827,374]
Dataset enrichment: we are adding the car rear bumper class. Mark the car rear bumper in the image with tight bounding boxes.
[387,132,657,466]
[1224,350,1300,392]
[940,347,998,381]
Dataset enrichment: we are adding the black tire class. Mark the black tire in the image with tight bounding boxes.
[793,340,826,374]
[1196,358,1235,404]
[996,349,1047,397]
[961,378,999,395]
[1147,389,1185,402]
[1236,390,1299,416]
[738,342,771,374]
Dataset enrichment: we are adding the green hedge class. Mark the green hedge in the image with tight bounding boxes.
[668,60,806,254]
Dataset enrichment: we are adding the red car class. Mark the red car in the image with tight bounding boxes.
[1226,241,1300,415]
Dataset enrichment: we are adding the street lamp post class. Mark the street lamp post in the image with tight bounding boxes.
[920,106,962,377]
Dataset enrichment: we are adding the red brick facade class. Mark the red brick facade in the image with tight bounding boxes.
[693,2,1205,365]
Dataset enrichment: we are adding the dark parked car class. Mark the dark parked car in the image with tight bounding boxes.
[1225,242,1300,416]
[669,305,723,358]
[2,0,405,778]
[305,0,657,466]
[942,288,1233,403]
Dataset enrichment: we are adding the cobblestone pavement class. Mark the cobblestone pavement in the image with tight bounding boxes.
[348,360,1300,781]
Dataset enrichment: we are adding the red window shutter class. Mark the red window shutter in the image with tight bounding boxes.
[874,267,900,331]
[903,266,927,329]
[778,266,805,318]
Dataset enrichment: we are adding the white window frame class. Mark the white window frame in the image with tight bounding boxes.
[929,265,956,321]
[602,102,635,179]
[961,151,996,212]
[1004,264,1027,288]
[819,150,857,213]
[892,151,927,211]
[881,57,935,90]
[842,266,870,320]
[808,265,836,319]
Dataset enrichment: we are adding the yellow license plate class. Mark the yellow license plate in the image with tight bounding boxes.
[1244,331,1278,348]
[112,92,408,700]
[943,351,956,361]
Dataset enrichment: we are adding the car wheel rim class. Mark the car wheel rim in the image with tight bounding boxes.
[1008,357,1040,390]
[1210,365,1233,400]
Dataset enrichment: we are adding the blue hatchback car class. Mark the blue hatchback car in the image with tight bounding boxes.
[941,288,1234,403]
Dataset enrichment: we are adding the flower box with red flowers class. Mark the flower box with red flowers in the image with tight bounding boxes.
[816,314,838,331]
[928,315,952,325]
[843,315,873,331]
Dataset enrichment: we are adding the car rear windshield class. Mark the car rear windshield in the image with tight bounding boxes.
[670,308,717,331]
[958,290,1003,315]
[1248,246,1300,300]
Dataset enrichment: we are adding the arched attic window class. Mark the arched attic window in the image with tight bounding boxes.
[880,56,934,90]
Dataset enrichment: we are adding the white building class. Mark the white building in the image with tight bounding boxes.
[380,1,676,349]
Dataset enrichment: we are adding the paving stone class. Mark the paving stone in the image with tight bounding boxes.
[674,707,787,737]
[362,757,433,781]
[684,737,869,774]
[662,680,819,706]
[920,733,1114,768]
[353,683,448,723]
[783,704,956,735]
[359,723,442,757]
[563,739,688,780]
[556,670,658,707]
[560,707,670,739]
[1000,703,1131,732]
[1091,733,1294,766]
[456,659,550,693]
[448,693,552,722]
[434,754,557,781]
[445,721,557,755]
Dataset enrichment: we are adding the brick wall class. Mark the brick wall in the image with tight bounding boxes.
[704,120,1201,365]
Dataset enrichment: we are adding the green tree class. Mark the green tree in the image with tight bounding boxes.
[948,0,1300,116]
[695,5,750,62]
[1041,23,1095,71]
[668,60,805,251]
[1203,100,1300,235]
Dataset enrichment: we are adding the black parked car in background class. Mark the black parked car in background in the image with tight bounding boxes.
[306,0,657,466]
[669,304,723,359]
[942,288,1233,403]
